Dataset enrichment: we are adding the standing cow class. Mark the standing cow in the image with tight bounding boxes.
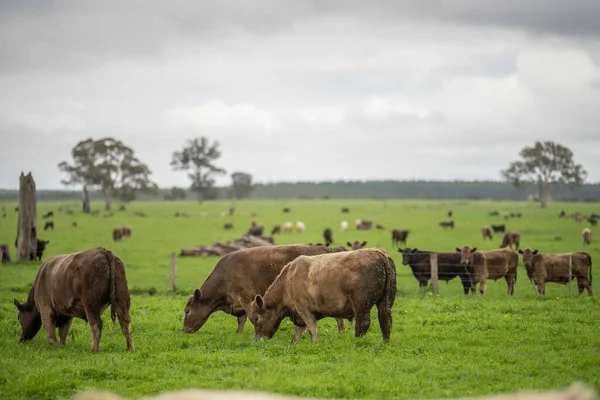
[322,228,333,246]
[13,248,134,352]
[399,248,470,294]
[481,226,493,240]
[500,231,521,250]
[182,245,348,335]
[519,249,592,296]
[340,221,348,233]
[439,220,454,229]
[391,229,409,247]
[456,246,518,296]
[250,248,396,343]
[583,228,591,245]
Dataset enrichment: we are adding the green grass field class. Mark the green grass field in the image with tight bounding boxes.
[0,199,599,400]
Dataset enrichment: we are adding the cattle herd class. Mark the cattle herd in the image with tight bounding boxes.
[9,205,596,354]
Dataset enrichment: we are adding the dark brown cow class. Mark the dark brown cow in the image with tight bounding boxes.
[481,226,493,240]
[491,224,506,233]
[43,221,54,231]
[251,248,396,343]
[121,227,132,237]
[13,248,134,352]
[223,222,234,230]
[113,228,123,241]
[519,248,592,296]
[391,229,409,247]
[355,220,373,230]
[500,231,521,250]
[182,245,348,335]
[1,243,11,263]
[398,248,470,294]
[583,228,591,245]
[456,246,518,295]
[347,240,367,250]
[439,220,454,229]
[323,228,333,246]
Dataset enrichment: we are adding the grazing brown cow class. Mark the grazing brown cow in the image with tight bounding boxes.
[182,245,348,335]
[456,247,518,295]
[251,248,396,343]
[491,224,506,233]
[583,228,591,245]
[223,222,234,230]
[391,229,409,247]
[13,248,134,352]
[481,226,493,240]
[121,227,132,237]
[347,240,367,250]
[519,248,592,296]
[43,221,54,231]
[113,228,123,241]
[500,231,521,250]
[439,220,454,229]
[1,243,11,263]
[322,228,333,246]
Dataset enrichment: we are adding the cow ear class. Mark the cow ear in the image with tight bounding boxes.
[13,298,22,310]
[347,242,351,247]
[255,295,264,310]
[472,248,477,252]
[193,289,202,302]
[518,249,523,254]
[532,250,539,254]
[455,248,461,252]
[411,248,418,253]
[361,241,367,247]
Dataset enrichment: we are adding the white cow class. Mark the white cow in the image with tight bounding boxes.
[296,221,305,233]
[282,221,293,233]
[340,221,348,232]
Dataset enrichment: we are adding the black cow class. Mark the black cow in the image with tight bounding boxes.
[323,228,333,246]
[42,211,54,219]
[491,224,506,233]
[15,238,49,261]
[398,248,471,295]
[43,221,54,231]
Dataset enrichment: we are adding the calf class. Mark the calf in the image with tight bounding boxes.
[519,248,592,296]
[347,240,367,250]
[399,248,470,294]
[251,248,396,343]
[183,245,348,335]
[583,228,591,245]
[491,224,506,233]
[391,229,409,247]
[13,248,133,352]
[439,220,454,229]
[481,226,493,240]
[323,228,333,246]
[43,221,54,231]
[456,246,518,295]
[500,231,521,250]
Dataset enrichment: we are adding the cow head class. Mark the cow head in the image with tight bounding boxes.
[182,289,213,334]
[518,248,539,270]
[250,294,284,340]
[456,246,477,265]
[398,248,418,265]
[347,241,367,250]
[13,299,42,342]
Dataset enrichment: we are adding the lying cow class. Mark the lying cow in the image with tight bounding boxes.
[251,248,396,343]
[391,229,409,247]
[182,245,348,335]
[439,220,454,229]
[481,226,493,240]
[500,231,521,250]
[519,248,592,296]
[13,248,134,352]
[399,248,470,294]
[456,246,518,295]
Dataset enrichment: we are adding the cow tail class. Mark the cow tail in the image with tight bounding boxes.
[106,249,117,323]
[584,252,592,284]
[382,252,397,312]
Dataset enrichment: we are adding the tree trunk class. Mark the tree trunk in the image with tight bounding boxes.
[16,172,37,262]
[82,185,91,214]
[539,183,550,208]
[103,187,111,211]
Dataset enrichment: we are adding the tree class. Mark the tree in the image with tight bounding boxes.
[164,187,187,201]
[501,141,587,207]
[58,138,158,211]
[231,172,253,199]
[170,137,226,202]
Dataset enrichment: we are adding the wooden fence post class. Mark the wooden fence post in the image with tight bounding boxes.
[170,252,177,291]
[430,253,439,295]
[568,254,573,295]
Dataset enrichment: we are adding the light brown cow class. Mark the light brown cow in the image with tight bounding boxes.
[500,231,520,250]
[456,246,518,295]
[251,248,397,343]
[481,226,493,240]
[183,245,348,335]
[519,248,592,296]
[347,240,367,250]
[583,228,591,245]
[13,248,134,352]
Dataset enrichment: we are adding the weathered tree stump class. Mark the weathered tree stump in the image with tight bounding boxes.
[82,185,91,214]
[16,172,37,262]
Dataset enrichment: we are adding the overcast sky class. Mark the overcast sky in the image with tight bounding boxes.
[1,0,600,189]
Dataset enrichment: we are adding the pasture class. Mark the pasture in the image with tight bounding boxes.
[0,199,599,400]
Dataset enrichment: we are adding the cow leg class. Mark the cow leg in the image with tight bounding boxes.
[376,299,392,343]
[506,275,515,296]
[85,310,103,352]
[40,308,59,346]
[335,318,345,333]
[291,325,306,344]
[236,315,247,333]
[459,276,471,295]
[57,316,74,345]
[113,305,134,351]
[480,280,487,295]
[577,280,585,294]
[296,310,318,343]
